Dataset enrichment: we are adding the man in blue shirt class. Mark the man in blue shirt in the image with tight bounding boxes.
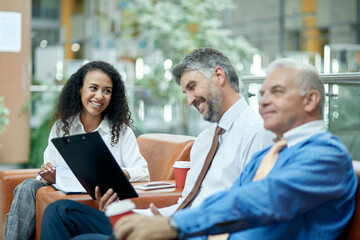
[112,58,358,240]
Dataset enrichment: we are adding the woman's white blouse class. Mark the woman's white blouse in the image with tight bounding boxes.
[42,115,149,182]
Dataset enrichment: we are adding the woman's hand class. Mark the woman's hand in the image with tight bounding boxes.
[95,186,119,212]
[38,162,57,184]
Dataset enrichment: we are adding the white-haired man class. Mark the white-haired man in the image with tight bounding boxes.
[113,58,357,240]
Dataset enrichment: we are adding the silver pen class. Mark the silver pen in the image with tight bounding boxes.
[38,163,60,176]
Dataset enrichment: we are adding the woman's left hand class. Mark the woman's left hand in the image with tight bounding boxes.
[95,186,119,212]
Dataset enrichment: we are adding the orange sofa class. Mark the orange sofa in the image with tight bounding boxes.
[2,133,360,240]
[0,133,195,240]
[35,161,360,240]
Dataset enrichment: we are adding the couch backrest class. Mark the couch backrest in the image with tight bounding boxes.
[344,160,360,239]
[137,133,196,181]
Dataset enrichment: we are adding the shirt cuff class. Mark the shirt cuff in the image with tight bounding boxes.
[172,207,208,238]
[123,167,150,182]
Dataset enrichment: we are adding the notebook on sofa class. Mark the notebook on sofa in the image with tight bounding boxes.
[51,131,138,200]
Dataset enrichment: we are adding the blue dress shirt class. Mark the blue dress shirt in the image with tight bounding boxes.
[173,120,358,240]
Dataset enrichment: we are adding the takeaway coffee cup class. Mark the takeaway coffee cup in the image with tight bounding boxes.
[173,161,191,188]
[105,200,135,226]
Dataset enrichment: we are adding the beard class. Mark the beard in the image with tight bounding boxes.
[203,84,222,123]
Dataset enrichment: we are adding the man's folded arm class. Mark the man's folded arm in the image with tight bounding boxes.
[172,142,356,238]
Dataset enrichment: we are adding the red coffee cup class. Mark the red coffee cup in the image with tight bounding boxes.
[173,161,191,188]
[105,200,135,226]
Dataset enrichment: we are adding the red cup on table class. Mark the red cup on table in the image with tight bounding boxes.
[105,200,136,226]
[173,161,191,188]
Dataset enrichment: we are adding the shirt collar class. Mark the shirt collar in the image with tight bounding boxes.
[283,120,326,147]
[72,113,110,134]
[218,97,247,133]
[71,114,83,132]
[97,116,110,134]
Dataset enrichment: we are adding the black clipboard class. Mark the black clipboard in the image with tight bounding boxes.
[51,131,138,200]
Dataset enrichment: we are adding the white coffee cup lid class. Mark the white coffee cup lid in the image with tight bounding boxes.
[173,161,191,168]
[105,199,135,216]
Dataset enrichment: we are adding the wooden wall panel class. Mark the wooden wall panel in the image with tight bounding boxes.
[0,0,31,164]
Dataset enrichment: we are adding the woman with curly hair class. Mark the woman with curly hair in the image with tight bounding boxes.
[5,61,149,240]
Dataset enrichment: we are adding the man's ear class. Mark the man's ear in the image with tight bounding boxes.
[213,67,227,86]
[304,90,320,113]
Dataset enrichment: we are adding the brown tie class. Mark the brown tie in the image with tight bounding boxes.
[253,138,287,182]
[176,126,223,211]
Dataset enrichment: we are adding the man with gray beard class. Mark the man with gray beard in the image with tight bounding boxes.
[143,47,274,216]
[40,48,274,240]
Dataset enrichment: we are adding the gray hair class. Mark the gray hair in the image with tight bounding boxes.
[266,58,325,117]
[172,47,240,92]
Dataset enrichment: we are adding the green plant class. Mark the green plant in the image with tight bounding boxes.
[28,107,54,167]
[0,96,10,148]
[118,0,258,135]
[125,0,258,103]
[24,81,61,167]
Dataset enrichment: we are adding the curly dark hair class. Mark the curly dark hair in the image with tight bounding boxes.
[51,61,132,146]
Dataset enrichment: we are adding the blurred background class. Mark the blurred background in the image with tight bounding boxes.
[0,0,360,169]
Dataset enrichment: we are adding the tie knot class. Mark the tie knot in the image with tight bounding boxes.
[270,139,287,153]
[215,126,223,135]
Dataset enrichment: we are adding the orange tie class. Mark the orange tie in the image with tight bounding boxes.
[253,138,287,182]
[176,126,223,211]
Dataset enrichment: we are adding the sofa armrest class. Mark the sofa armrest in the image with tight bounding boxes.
[35,186,100,239]
[0,169,38,233]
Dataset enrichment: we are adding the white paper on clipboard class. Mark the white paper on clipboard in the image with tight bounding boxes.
[52,162,87,194]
